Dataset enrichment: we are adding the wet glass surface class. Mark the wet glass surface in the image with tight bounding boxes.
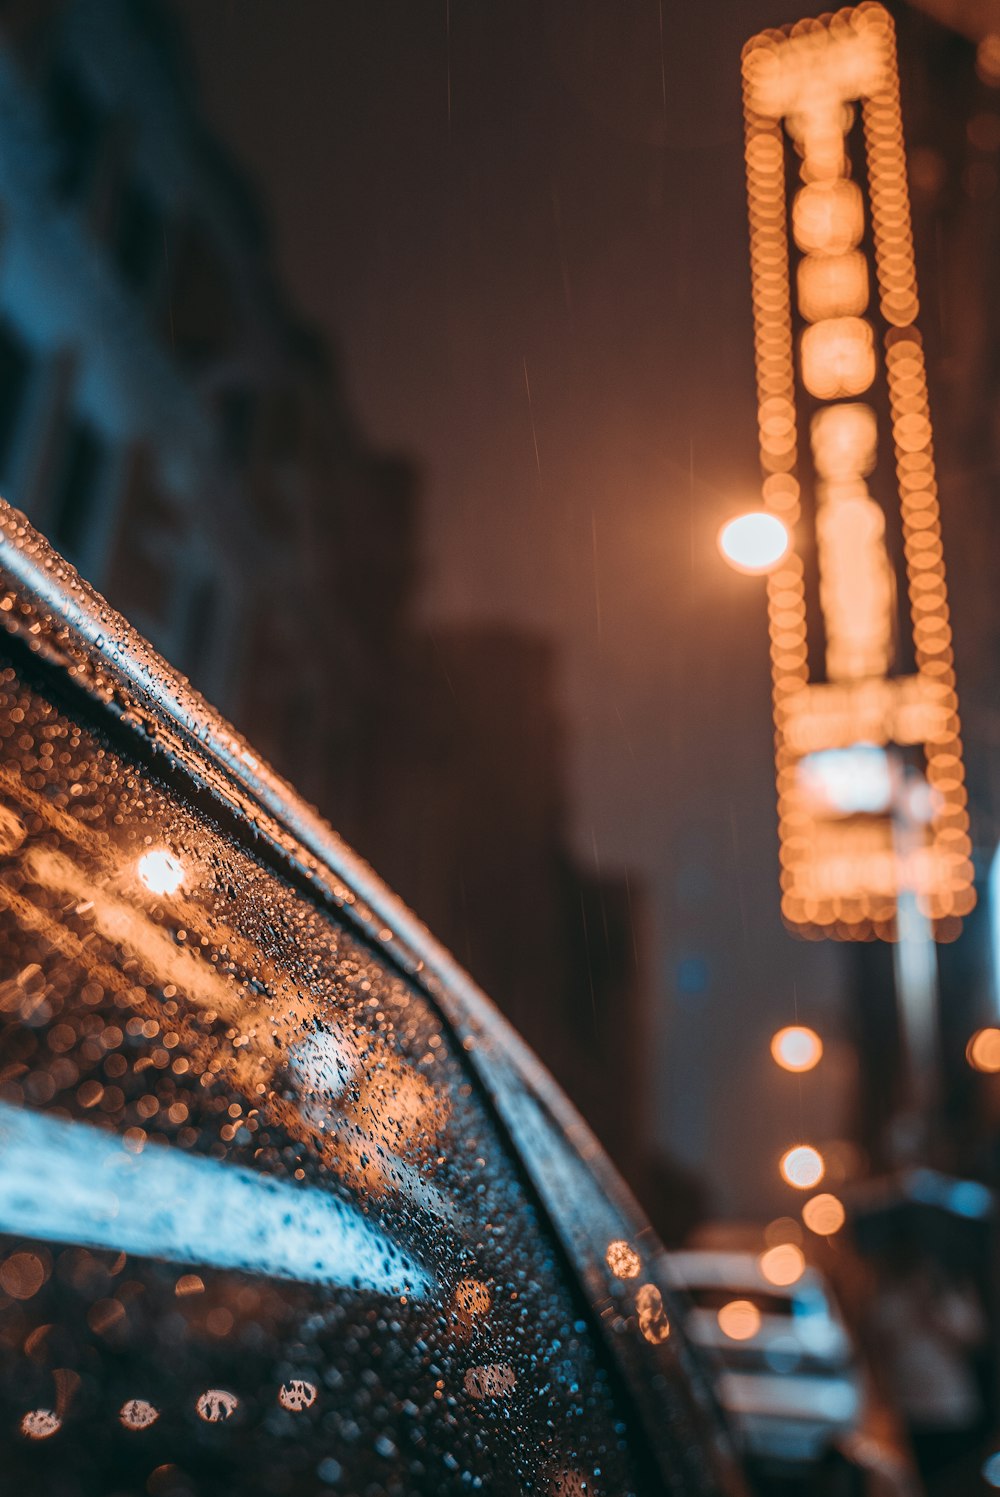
[0,642,655,1497]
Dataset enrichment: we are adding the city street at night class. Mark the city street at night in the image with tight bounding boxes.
[0,1,998,1493]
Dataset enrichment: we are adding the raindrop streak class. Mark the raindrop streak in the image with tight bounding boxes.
[658,0,667,119]
[591,509,603,645]
[522,358,542,479]
[445,0,451,129]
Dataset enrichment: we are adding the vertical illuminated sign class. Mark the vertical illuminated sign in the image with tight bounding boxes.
[742,3,974,939]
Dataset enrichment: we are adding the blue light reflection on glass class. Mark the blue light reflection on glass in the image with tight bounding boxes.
[990,841,1000,1017]
[0,1102,431,1296]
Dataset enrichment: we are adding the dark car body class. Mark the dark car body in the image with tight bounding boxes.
[0,503,746,1497]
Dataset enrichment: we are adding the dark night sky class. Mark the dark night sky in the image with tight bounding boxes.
[174,0,850,1216]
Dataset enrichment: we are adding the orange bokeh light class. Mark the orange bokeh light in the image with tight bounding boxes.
[801,317,876,400]
[742,4,973,938]
[605,1240,641,1280]
[636,1283,671,1344]
[802,1193,846,1236]
[771,1025,823,1073]
[759,1242,805,1286]
[717,1299,762,1341]
[967,1028,1000,1074]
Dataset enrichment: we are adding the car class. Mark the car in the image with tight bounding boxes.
[0,500,750,1495]
[668,1248,865,1472]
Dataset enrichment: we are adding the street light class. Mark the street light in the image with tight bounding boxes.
[771,1025,823,1073]
[717,511,790,574]
[136,848,185,896]
[779,1144,825,1190]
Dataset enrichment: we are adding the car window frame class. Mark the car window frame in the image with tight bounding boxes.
[0,501,746,1496]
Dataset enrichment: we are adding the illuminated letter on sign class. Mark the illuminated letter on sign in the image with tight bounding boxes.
[741,4,973,938]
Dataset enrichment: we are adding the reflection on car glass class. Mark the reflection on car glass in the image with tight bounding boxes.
[0,658,652,1496]
[0,1103,430,1295]
[686,1288,797,1317]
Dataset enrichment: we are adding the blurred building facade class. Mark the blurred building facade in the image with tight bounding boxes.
[0,0,653,1192]
[837,1,1000,1178]
[360,625,650,1183]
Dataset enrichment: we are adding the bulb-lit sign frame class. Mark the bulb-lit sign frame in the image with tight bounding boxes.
[742,3,974,939]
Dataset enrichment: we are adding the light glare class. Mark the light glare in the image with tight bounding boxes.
[780,1144,825,1190]
[136,849,185,897]
[605,1239,641,1279]
[718,512,790,574]
[967,1028,1000,1074]
[770,1025,823,1073]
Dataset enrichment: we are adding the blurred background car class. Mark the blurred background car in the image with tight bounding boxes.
[670,1249,862,1467]
[667,1245,918,1496]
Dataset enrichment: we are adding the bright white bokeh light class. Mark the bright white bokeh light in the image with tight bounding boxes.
[718,512,790,574]
[780,1144,825,1190]
[136,848,185,897]
[771,1026,823,1073]
[798,745,892,815]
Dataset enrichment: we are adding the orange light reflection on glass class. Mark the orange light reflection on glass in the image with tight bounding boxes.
[967,1028,1000,1074]
[780,1144,825,1190]
[718,512,790,574]
[636,1283,671,1344]
[605,1240,641,1279]
[136,849,185,897]
[717,1299,762,1341]
[454,1278,492,1317]
[759,1242,805,1286]
[771,1025,823,1072]
[802,1193,846,1236]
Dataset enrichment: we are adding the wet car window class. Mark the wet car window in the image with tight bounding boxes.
[684,1290,797,1318]
[0,645,656,1497]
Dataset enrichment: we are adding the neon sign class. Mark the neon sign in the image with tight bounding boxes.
[742,4,974,938]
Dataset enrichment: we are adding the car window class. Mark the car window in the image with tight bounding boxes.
[0,640,660,1497]
[684,1290,795,1319]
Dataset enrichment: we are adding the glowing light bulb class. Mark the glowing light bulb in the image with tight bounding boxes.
[136,849,185,897]
[759,1242,805,1286]
[718,512,790,574]
[780,1144,825,1190]
[802,1193,845,1237]
[770,1025,823,1073]
[717,1299,761,1341]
